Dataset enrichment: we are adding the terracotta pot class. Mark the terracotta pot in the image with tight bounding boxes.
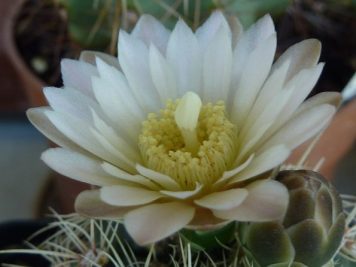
[0,0,89,214]
[0,0,45,108]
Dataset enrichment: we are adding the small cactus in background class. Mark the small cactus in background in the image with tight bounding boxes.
[59,0,291,51]
[243,170,345,267]
[59,0,119,50]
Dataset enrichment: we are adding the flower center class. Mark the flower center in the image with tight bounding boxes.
[138,92,237,190]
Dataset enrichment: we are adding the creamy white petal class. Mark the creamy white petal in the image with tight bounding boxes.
[91,76,142,143]
[45,110,135,172]
[61,59,97,98]
[214,180,288,221]
[238,86,294,157]
[166,19,201,96]
[118,31,161,111]
[80,50,121,70]
[292,92,341,117]
[136,164,181,191]
[246,59,291,124]
[275,63,325,127]
[90,109,141,163]
[227,14,243,47]
[272,39,321,82]
[230,14,275,88]
[230,33,276,126]
[131,14,170,53]
[95,57,145,120]
[160,183,203,199]
[124,202,195,245]
[149,44,177,101]
[195,189,248,210]
[91,128,136,170]
[27,107,84,153]
[41,148,119,186]
[196,11,231,51]
[201,25,232,103]
[100,185,162,206]
[102,162,160,190]
[215,154,255,187]
[230,145,290,184]
[43,87,100,123]
[75,190,132,219]
[260,104,336,151]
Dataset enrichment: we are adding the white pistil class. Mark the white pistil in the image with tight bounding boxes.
[174,92,202,154]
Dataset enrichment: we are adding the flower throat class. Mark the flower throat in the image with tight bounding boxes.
[138,92,238,190]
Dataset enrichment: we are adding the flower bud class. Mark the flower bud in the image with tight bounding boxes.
[243,170,345,266]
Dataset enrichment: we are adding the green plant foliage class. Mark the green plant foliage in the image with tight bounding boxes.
[180,221,237,251]
[60,0,118,49]
[61,0,292,50]
[223,0,291,27]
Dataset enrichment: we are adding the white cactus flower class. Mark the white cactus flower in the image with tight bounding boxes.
[27,11,340,245]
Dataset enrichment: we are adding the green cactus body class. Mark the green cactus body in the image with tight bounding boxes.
[244,170,345,267]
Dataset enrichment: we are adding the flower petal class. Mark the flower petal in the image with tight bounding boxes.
[118,31,161,112]
[124,202,195,245]
[91,76,141,145]
[196,11,231,51]
[214,180,288,221]
[80,50,121,70]
[136,164,181,191]
[227,14,243,47]
[195,189,248,210]
[27,107,84,152]
[166,19,201,96]
[272,39,321,82]
[43,87,100,123]
[201,24,232,103]
[102,162,160,190]
[61,59,97,98]
[131,14,170,53]
[215,154,255,187]
[230,14,275,91]
[100,185,162,206]
[160,183,203,199]
[45,110,135,172]
[149,44,177,101]
[41,148,119,186]
[95,58,145,120]
[231,27,277,125]
[238,86,294,157]
[245,58,291,127]
[90,109,141,163]
[274,63,325,128]
[75,190,132,219]
[230,145,290,184]
[293,92,341,117]
[260,104,336,150]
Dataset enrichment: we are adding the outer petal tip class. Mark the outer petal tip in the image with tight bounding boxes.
[124,202,195,245]
[75,190,131,219]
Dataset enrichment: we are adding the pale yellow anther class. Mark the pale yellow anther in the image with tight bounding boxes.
[174,92,202,154]
[138,96,237,189]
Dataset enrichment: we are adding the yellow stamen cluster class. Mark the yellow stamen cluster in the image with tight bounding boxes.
[138,95,237,190]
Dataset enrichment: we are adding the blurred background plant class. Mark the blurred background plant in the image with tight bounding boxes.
[14,0,356,90]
